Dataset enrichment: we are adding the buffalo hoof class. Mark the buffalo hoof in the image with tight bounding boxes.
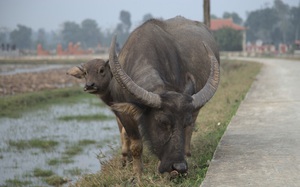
[169,170,188,180]
[170,170,179,178]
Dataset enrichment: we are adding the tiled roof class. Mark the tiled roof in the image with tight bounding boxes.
[210,18,246,31]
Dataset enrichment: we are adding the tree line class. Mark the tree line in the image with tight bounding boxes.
[0,11,153,51]
[0,0,299,51]
[212,0,300,51]
[245,0,300,45]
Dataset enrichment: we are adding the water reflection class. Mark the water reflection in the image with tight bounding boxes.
[0,98,119,186]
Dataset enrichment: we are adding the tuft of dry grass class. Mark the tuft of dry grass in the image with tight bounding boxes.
[70,60,262,187]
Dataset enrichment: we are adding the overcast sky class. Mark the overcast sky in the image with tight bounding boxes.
[0,0,299,31]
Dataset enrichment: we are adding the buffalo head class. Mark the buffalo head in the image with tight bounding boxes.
[67,59,112,95]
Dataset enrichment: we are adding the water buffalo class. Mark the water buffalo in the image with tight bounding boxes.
[67,16,220,177]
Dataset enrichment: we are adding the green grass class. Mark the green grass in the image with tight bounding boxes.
[32,167,67,186]
[0,87,87,118]
[4,178,32,187]
[63,139,97,157]
[78,139,97,146]
[47,156,74,166]
[58,113,114,121]
[43,175,67,186]
[8,139,59,151]
[33,168,54,177]
[71,60,262,186]
[65,167,84,176]
[47,140,96,166]
[64,144,83,157]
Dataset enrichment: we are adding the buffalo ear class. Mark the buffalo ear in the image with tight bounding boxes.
[66,66,84,79]
[184,73,196,95]
[111,103,143,121]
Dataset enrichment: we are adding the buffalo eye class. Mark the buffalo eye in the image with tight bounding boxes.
[98,67,105,76]
[83,70,87,76]
[158,117,172,131]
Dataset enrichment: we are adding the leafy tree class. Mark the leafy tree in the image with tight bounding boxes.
[213,27,243,51]
[290,6,300,41]
[119,10,131,33]
[244,0,300,45]
[10,24,32,49]
[223,12,243,25]
[142,13,153,23]
[273,0,292,43]
[61,21,81,47]
[245,8,278,43]
[81,19,102,48]
[0,28,9,44]
[114,10,132,46]
[210,14,218,19]
[47,31,61,49]
[35,28,47,48]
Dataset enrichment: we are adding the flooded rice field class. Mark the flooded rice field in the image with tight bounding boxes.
[0,94,120,186]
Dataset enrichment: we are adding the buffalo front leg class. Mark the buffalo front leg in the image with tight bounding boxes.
[115,114,143,176]
[130,138,143,177]
[120,126,143,176]
[111,104,143,177]
[185,124,194,157]
[185,110,200,157]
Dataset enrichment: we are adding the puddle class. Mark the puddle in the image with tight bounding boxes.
[0,97,120,186]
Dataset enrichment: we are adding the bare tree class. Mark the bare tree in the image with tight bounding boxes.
[203,0,210,28]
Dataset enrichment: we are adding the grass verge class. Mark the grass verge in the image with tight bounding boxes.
[0,87,88,118]
[8,139,59,151]
[58,114,114,121]
[47,140,96,166]
[0,58,91,65]
[32,168,67,186]
[33,168,54,177]
[71,59,262,186]
[4,178,32,187]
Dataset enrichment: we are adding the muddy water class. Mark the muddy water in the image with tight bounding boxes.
[0,97,120,186]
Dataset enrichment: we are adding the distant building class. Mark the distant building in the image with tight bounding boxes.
[210,18,246,51]
[295,40,300,55]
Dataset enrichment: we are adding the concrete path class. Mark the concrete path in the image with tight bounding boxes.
[201,58,300,187]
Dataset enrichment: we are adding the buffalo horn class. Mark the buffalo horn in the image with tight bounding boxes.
[192,42,220,109]
[109,35,162,108]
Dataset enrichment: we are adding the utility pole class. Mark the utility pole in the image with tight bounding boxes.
[203,0,210,28]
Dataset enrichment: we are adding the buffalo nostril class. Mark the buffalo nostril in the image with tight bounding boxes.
[172,162,188,173]
[86,83,95,87]
[85,83,95,90]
